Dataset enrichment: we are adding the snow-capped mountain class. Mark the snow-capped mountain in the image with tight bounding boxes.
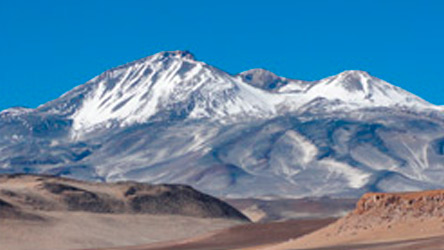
[1,50,444,198]
[302,70,431,108]
[43,51,281,135]
[39,51,435,134]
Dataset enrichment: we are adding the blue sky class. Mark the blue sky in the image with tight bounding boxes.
[1,0,443,110]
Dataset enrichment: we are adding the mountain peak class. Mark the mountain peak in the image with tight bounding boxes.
[326,70,373,92]
[239,68,279,78]
[303,70,432,108]
[155,50,195,61]
[329,70,372,85]
[338,70,370,78]
[238,68,288,90]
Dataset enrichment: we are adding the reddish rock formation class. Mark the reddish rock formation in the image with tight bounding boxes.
[333,190,444,234]
[355,191,444,216]
[265,190,444,250]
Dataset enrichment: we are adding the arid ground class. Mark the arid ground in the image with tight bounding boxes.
[3,175,444,250]
[95,190,444,250]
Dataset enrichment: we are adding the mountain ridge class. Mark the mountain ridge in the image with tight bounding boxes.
[0,50,443,199]
[25,50,440,134]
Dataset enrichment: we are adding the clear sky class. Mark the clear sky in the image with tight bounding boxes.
[1,0,443,110]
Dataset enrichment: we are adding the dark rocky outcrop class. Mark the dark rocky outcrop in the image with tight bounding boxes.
[41,182,123,213]
[0,197,43,221]
[124,184,249,220]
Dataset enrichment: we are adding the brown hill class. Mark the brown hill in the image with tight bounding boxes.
[0,174,248,250]
[0,174,249,221]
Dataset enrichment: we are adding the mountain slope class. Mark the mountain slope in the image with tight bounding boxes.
[0,50,443,198]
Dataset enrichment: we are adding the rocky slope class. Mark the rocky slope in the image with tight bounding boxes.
[1,50,444,198]
[0,174,249,221]
[337,190,444,232]
[268,190,444,249]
